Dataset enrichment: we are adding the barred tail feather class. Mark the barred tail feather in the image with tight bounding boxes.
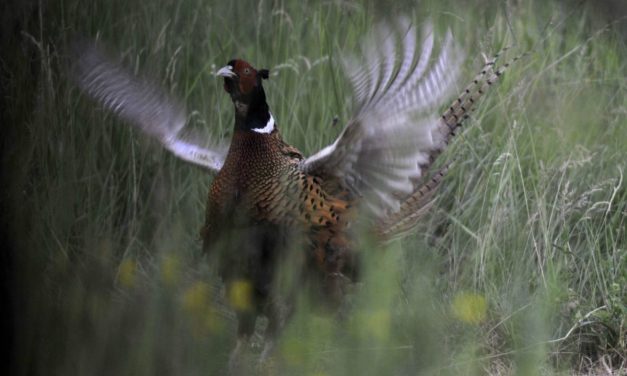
[376,164,449,241]
[377,49,525,240]
[430,50,527,163]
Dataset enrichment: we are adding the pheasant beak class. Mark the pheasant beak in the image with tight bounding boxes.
[216,65,237,78]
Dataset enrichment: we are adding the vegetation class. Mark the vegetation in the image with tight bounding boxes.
[3,0,625,374]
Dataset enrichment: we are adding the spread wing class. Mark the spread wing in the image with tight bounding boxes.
[73,43,227,172]
[300,19,464,216]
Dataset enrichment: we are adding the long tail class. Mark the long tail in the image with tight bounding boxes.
[376,49,526,241]
[376,163,449,241]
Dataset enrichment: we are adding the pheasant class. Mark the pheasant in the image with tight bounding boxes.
[74,19,520,370]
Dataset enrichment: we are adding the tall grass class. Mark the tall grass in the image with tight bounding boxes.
[4,0,626,374]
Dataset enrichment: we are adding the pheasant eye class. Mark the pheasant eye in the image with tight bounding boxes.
[243,67,251,75]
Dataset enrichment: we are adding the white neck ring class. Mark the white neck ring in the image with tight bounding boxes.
[252,113,275,134]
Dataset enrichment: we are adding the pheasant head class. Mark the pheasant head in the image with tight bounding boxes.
[217,59,272,132]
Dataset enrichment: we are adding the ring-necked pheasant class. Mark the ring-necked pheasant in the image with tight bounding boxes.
[74,19,520,369]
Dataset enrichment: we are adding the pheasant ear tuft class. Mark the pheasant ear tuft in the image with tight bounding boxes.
[259,69,270,79]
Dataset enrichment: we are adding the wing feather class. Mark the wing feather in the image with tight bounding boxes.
[301,21,464,216]
[73,43,227,172]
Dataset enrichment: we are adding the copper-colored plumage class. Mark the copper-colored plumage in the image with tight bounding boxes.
[201,125,355,299]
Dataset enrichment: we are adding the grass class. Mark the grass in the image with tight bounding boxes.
[3,0,626,374]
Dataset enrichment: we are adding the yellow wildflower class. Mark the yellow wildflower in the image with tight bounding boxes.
[117,258,136,288]
[182,281,211,316]
[452,292,487,324]
[228,279,253,312]
[160,255,180,286]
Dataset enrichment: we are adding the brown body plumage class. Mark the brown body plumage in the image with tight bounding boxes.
[202,123,356,338]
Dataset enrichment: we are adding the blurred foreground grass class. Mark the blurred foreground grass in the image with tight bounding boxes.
[2,0,626,374]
